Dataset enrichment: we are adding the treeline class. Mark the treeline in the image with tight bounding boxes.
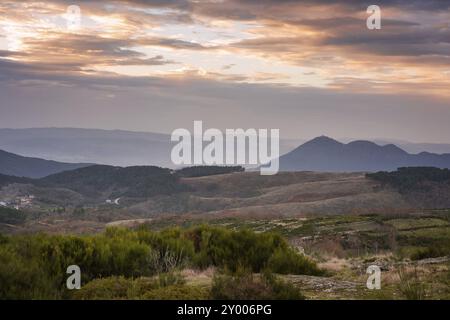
[0,173,31,188]
[176,166,245,178]
[366,167,450,193]
[0,226,322,299]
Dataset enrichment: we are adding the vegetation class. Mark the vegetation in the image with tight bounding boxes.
[176,166,245,178]
[0,173,31,188]
[28,165,246,199]
[0,226,321,299]
[367,167,450,193]
[38,165,189,198]
[410,245,450,261]
[0,207,26,225]
[210,271,305,300]
[186,226,322,275]
[72,273,209,300]
[397,267,426,300]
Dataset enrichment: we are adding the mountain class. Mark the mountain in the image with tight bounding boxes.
[341,137,450,154]
[0,128,302,168]
[374,140,450,155]
[0,149,91,178]
[0,128,172,167]
[322,137,450,154]
[278,136,450,172]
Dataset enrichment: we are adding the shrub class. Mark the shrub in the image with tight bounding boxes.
[0,225,322,299]
[72,276,133,300]
[186,226,322,275]
[156,272,186,287]
[73,273,200,300]
[0,246,58,299]
[142,285,209,300]
[267,248,324,276]
[210,271,304,300]
[136,227,194,273]
[410,246,449,261]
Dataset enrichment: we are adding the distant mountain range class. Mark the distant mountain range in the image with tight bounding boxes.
[0,128,302,168]
[0,128,173,167]
[278,136,450,172]
[0,149,91,178]
[2,128,450,169]
[354,138,450,155]
[11,127,450,168]
[2,128,450,176]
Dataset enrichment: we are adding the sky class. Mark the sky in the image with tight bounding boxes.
[0,0,449,142]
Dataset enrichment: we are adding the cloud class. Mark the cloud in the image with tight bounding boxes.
[138,37,214,50]
[1,65,450,144]
[0,0,449,143]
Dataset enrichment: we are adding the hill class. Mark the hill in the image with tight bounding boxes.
[37,165,188,199]
[0,173,31,187]
[0,149,91,178]
[0,128,172,168]
[278,136,450,172]
[367,167,450,208]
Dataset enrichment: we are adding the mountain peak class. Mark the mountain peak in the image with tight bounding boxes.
[347,140,378,147]
[289,135,343,155]
[0,149,92,178]
[305,136,342,146]
[381,143,408,155]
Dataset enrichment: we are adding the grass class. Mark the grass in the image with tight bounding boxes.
[385,218,449,230]
[397,266,426,300]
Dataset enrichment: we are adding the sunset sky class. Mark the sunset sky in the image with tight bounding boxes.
[1,0,449,142]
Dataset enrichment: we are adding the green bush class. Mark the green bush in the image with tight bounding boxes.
[142,285,209,300]
[73,273,203,300]
[210,271,304,300]
[267,248,324,276]
[72,276,133,300]
[0,245,58,299]
[186,226,322,275]
[0,225,321,299]
[410,246,449,261]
